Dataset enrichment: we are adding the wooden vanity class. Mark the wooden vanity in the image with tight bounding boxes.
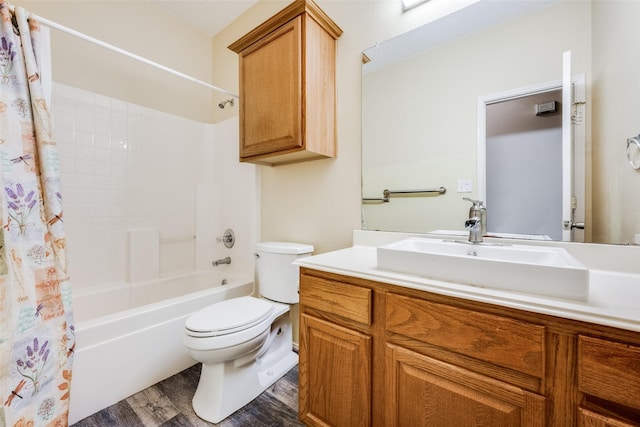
[298,267,640,426]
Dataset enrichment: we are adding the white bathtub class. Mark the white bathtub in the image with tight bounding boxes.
[68,271,254,424]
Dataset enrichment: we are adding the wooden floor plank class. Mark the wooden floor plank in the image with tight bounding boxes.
[239,390,304,426]
[265,367,299,411]
[71,365,301,426]
[154,365,211,427]
[72,400,142,427]
[127,385,180,427]
[159,413,196,427]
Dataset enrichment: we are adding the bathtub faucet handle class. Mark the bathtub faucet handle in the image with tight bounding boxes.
[216,229,235,248]
[212,257,231,267]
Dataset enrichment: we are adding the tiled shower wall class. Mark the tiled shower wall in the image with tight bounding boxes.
[52,83,205,292]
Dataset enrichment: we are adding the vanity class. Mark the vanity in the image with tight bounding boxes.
[297,231,640,427]
[328,1,640,425]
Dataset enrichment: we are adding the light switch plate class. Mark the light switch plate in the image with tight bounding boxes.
[457,179,472,193]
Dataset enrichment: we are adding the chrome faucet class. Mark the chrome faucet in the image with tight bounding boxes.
[212,257,231,266]
[463,197,486,244]
[465,217,483,244]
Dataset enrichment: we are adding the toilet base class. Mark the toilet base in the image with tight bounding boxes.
[191,312,297,423]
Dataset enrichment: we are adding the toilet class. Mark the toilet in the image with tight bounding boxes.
[183,242,313,423]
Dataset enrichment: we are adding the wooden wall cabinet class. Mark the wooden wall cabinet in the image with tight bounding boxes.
[299,267,640,427]
[228,0,342,166]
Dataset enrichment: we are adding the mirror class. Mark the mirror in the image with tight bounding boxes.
[362,0,640,245]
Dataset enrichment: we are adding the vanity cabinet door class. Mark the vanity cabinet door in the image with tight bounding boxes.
[385,292,545,378]
[577,335,640,426]
[299,314,371,427]
[385,344,546,427]
[578,335,640,411]
[578,408,638,427]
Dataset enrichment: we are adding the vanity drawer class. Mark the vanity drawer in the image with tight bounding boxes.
[300,275,372,326]
[386,293,544,377]
[578,335,640,411]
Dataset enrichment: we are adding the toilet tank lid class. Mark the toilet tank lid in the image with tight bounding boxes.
[256,242,314,255]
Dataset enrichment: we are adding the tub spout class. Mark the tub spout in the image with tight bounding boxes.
[212,257,231,266]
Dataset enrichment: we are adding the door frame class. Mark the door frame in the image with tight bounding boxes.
[476,75,586,242]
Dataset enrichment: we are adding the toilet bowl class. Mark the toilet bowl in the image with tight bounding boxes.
[183,242,313,423]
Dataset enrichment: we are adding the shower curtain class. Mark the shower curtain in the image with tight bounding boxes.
[0,2,74,426]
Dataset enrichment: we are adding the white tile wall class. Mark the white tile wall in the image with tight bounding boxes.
[196,117,258,281]
[53,83,206,291]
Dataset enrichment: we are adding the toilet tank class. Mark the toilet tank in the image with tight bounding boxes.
[256,242,314,304]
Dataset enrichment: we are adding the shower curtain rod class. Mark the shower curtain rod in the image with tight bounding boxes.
[9,4,239,99]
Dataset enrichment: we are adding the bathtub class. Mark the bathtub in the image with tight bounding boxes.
[68,271,254,424]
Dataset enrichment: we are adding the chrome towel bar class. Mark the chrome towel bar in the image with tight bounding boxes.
[362,187,446,203]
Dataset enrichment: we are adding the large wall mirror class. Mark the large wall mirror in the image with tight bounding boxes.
[361,0,640,245]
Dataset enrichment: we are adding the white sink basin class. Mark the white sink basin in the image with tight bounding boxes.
[377,237,589,301]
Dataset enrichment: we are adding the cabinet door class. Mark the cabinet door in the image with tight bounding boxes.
[299,314,371,427]
[578,335,640,412]
[578,408,638,427]
[238,17,302,159]
[385,344,545,427]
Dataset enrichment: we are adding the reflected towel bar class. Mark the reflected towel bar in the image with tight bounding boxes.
[363,187,446,203]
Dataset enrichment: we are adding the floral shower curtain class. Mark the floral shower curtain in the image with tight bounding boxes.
[0,2,74,426]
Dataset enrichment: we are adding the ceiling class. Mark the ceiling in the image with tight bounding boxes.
[363,0,556,74]
[148,0,260,37]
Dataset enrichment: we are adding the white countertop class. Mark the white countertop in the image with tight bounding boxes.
[296,233,640,333]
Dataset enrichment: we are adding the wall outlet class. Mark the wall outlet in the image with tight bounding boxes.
[457,179,473,193]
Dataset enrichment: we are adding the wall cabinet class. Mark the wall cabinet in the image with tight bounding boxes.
[228,0,342,166]
[299,267,640,427]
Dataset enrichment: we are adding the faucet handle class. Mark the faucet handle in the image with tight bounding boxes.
[216,229,235,248]
[465,218,480,229]
[463,197,482,206]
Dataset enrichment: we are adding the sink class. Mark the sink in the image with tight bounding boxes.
[377,237,589,301]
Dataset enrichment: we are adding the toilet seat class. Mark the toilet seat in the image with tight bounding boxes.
[185,296,274,338]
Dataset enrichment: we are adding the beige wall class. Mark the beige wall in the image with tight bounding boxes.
[210,0,474,345]
[212,0,640,247]
[592,0,640,244]
[16,0,640,250]
[212,0,478,254]
[362,1,590,234]
[17,0,217,123]
[15,0,428,258]
[14,0,640,356]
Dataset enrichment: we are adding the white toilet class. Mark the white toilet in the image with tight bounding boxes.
[183,242,313,423]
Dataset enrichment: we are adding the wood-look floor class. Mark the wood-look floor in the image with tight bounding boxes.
[71,364,303,427]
